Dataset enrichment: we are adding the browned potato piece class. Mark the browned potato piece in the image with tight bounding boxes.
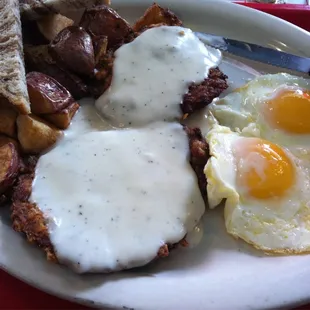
[17,114,63,154]
[37,14,74,41]
[42,102,80,129]
[0,135,19,150]
[0,108,17,138]
[0,143,20,194]
[27,72,74,115]
[24,45,88,99]
[93,35,108,66]
[89,49,114,98]
[80,5,134,50]
[12,173,34,202]
[49,26,95,76]
[133,3,182,32]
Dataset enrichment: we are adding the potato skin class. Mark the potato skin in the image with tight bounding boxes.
[0,134,19,150]
[80,5,134,50]
[27,72,74,115]
[0,143,20,195]
[12,173,34,202]
[49,26,95,76]
[17,114,63,154]
[24,45,88,99]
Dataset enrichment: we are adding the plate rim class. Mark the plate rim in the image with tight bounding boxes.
[2,1,310,309]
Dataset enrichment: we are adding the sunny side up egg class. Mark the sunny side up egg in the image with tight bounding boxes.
[208,73,310,161]
[205,124,310,254]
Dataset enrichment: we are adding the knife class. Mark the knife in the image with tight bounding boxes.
[195,32,310,76]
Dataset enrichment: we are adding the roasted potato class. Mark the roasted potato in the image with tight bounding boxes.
[133,3,182,32]
[80,5,134,50]
[27,72,74,115]
[24,45,88,99]
[0,143,20,195]
[88,48,114,98]
[0,135,19,150]
[17,114,63,154]
[0,108,18,138]
[12,173,34,202]
[49,26,95,76]
[93,35,108,66]
[37,14,74,42]
[42,102,80,129]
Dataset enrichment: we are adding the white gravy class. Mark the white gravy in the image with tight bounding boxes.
[31,122,205,273]
[95,26,221,127]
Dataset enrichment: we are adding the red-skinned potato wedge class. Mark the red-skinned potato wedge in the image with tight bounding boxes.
[49,26,95,76]
[37,14,74,42]
[12,173,34,203]
[42,102,79,129]
[27,72,74,115]
[17,114,63,154]
[133,3,182,32]
[0,143,20,195]
[24,45,89,99]
[79,5,134,50]
[0,108,18,138]
[0,135,19,150]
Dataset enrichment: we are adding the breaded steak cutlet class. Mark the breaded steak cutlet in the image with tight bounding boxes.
[11,126,209,267]
[90,12,228,109]
[182,68,228,115]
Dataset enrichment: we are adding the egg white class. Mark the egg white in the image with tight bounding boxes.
[208,73,310,162]
[204,123,310,254]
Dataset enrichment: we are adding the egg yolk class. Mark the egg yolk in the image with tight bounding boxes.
[265,89,310,134]
[234,138,295,199]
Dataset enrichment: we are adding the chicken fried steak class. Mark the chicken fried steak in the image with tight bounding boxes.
[95,26,227,127]
[11,124,209,271]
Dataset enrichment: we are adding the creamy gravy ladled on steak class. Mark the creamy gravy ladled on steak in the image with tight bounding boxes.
[31,123,205,273]
[95,26,222,127]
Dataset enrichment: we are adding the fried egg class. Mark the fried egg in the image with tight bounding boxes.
[208,73,310,160]
[204,123,310,254]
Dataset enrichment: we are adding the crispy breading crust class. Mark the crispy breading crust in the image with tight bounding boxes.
[11,127,209,268]
[12,201,57,261]
[133,3,182,32]
[11,154,58,262]
[182,68,228,115]
[186,126,210,203]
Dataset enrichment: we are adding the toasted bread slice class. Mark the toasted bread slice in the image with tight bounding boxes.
[20,0,111,20]
[0,0,30,114]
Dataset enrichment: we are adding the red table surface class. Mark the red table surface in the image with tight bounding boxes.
[2,3,310,310]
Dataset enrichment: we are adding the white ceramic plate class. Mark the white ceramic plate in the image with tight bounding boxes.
[2,1,310,309]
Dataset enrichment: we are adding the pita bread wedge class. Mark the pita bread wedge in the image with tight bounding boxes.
[0,0,30,114]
